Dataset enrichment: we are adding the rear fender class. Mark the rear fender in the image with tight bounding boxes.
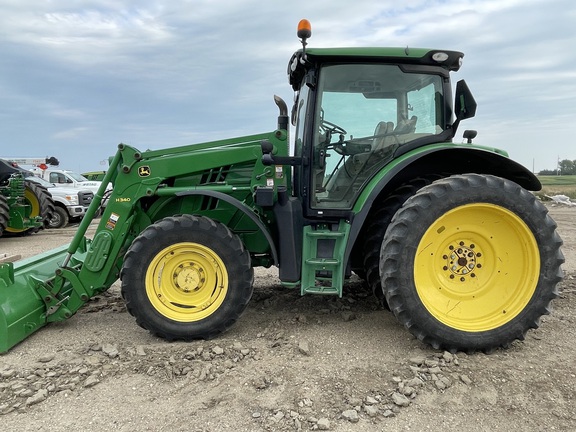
[345,146,539,267]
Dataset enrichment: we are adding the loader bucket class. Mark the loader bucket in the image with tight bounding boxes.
[0,244,70,352]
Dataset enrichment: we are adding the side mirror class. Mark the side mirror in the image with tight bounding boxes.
[454,80,477,121]
[451,80,477,138]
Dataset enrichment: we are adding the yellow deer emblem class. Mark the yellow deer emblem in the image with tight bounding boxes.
[138,166,151,177]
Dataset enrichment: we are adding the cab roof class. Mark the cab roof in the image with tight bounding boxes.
[288,47,464,90]
[305,47,462,68]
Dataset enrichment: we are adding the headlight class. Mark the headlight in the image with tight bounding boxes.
[65,195,79,205]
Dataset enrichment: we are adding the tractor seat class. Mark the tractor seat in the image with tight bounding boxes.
[393,115,418,134]
[372,121,395,152]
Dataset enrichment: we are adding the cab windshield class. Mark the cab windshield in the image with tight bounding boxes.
[310,63,445,209]
[67,171,89,182]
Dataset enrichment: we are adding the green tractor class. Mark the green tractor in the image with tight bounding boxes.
[0,20,564,353]
[0,159,55,237]
[81,170,106,181]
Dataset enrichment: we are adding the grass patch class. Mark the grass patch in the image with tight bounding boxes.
[536,176,576,200]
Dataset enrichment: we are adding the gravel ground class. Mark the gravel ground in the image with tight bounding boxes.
[0,204,574,432]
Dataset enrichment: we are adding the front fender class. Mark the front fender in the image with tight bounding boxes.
[173,189,279,266]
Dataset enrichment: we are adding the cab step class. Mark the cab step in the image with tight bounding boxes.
[300,221,349,296]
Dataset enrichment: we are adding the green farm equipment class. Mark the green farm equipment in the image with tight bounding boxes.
[0,20,563,353]
[0,158,55,237]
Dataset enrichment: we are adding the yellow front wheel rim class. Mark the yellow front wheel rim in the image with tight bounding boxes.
[145,242,229,322]
[414,203,540,332]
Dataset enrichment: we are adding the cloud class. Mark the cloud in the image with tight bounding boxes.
[0,0,574,174]
[52,127,90,140]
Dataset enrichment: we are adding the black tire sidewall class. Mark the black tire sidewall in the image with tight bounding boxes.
[0,195,8,235]
[362,177,441,301]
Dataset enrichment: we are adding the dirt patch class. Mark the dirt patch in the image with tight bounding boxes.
[1,204,575,431]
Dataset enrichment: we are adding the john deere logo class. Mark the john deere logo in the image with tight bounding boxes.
[138,166,151,177]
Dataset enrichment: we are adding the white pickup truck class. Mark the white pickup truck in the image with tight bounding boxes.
[29,168,111,209]
[30,168,104,191]
[24,175,94,228]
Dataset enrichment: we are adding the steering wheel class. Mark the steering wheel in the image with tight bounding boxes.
[319,119,347,136]
[319,120,348,155]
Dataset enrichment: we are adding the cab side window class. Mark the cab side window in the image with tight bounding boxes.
[49,173,66,184]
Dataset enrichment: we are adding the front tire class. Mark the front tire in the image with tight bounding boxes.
[121,215,254,341]
[380,174,564,352]
[48,206,69,229]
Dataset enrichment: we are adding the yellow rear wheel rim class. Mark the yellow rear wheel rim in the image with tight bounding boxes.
[414,203,540,332]
[145,242,228,321]
[5,186,41,233]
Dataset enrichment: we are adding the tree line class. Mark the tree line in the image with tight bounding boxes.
[539,159,576,176]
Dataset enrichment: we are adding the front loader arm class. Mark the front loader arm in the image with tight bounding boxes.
[41,146,150,321]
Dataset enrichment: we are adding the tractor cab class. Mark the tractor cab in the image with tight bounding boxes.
[288,22,476,218]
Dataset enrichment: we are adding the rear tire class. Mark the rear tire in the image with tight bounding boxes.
[25,181,55,228]
[362,177,441,304]
[4,181,55,235]
[0,195,9,237]
[121,215,254,341]
[380,174,564,352]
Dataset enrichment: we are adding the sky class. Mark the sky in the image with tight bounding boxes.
[0,0,575,174]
